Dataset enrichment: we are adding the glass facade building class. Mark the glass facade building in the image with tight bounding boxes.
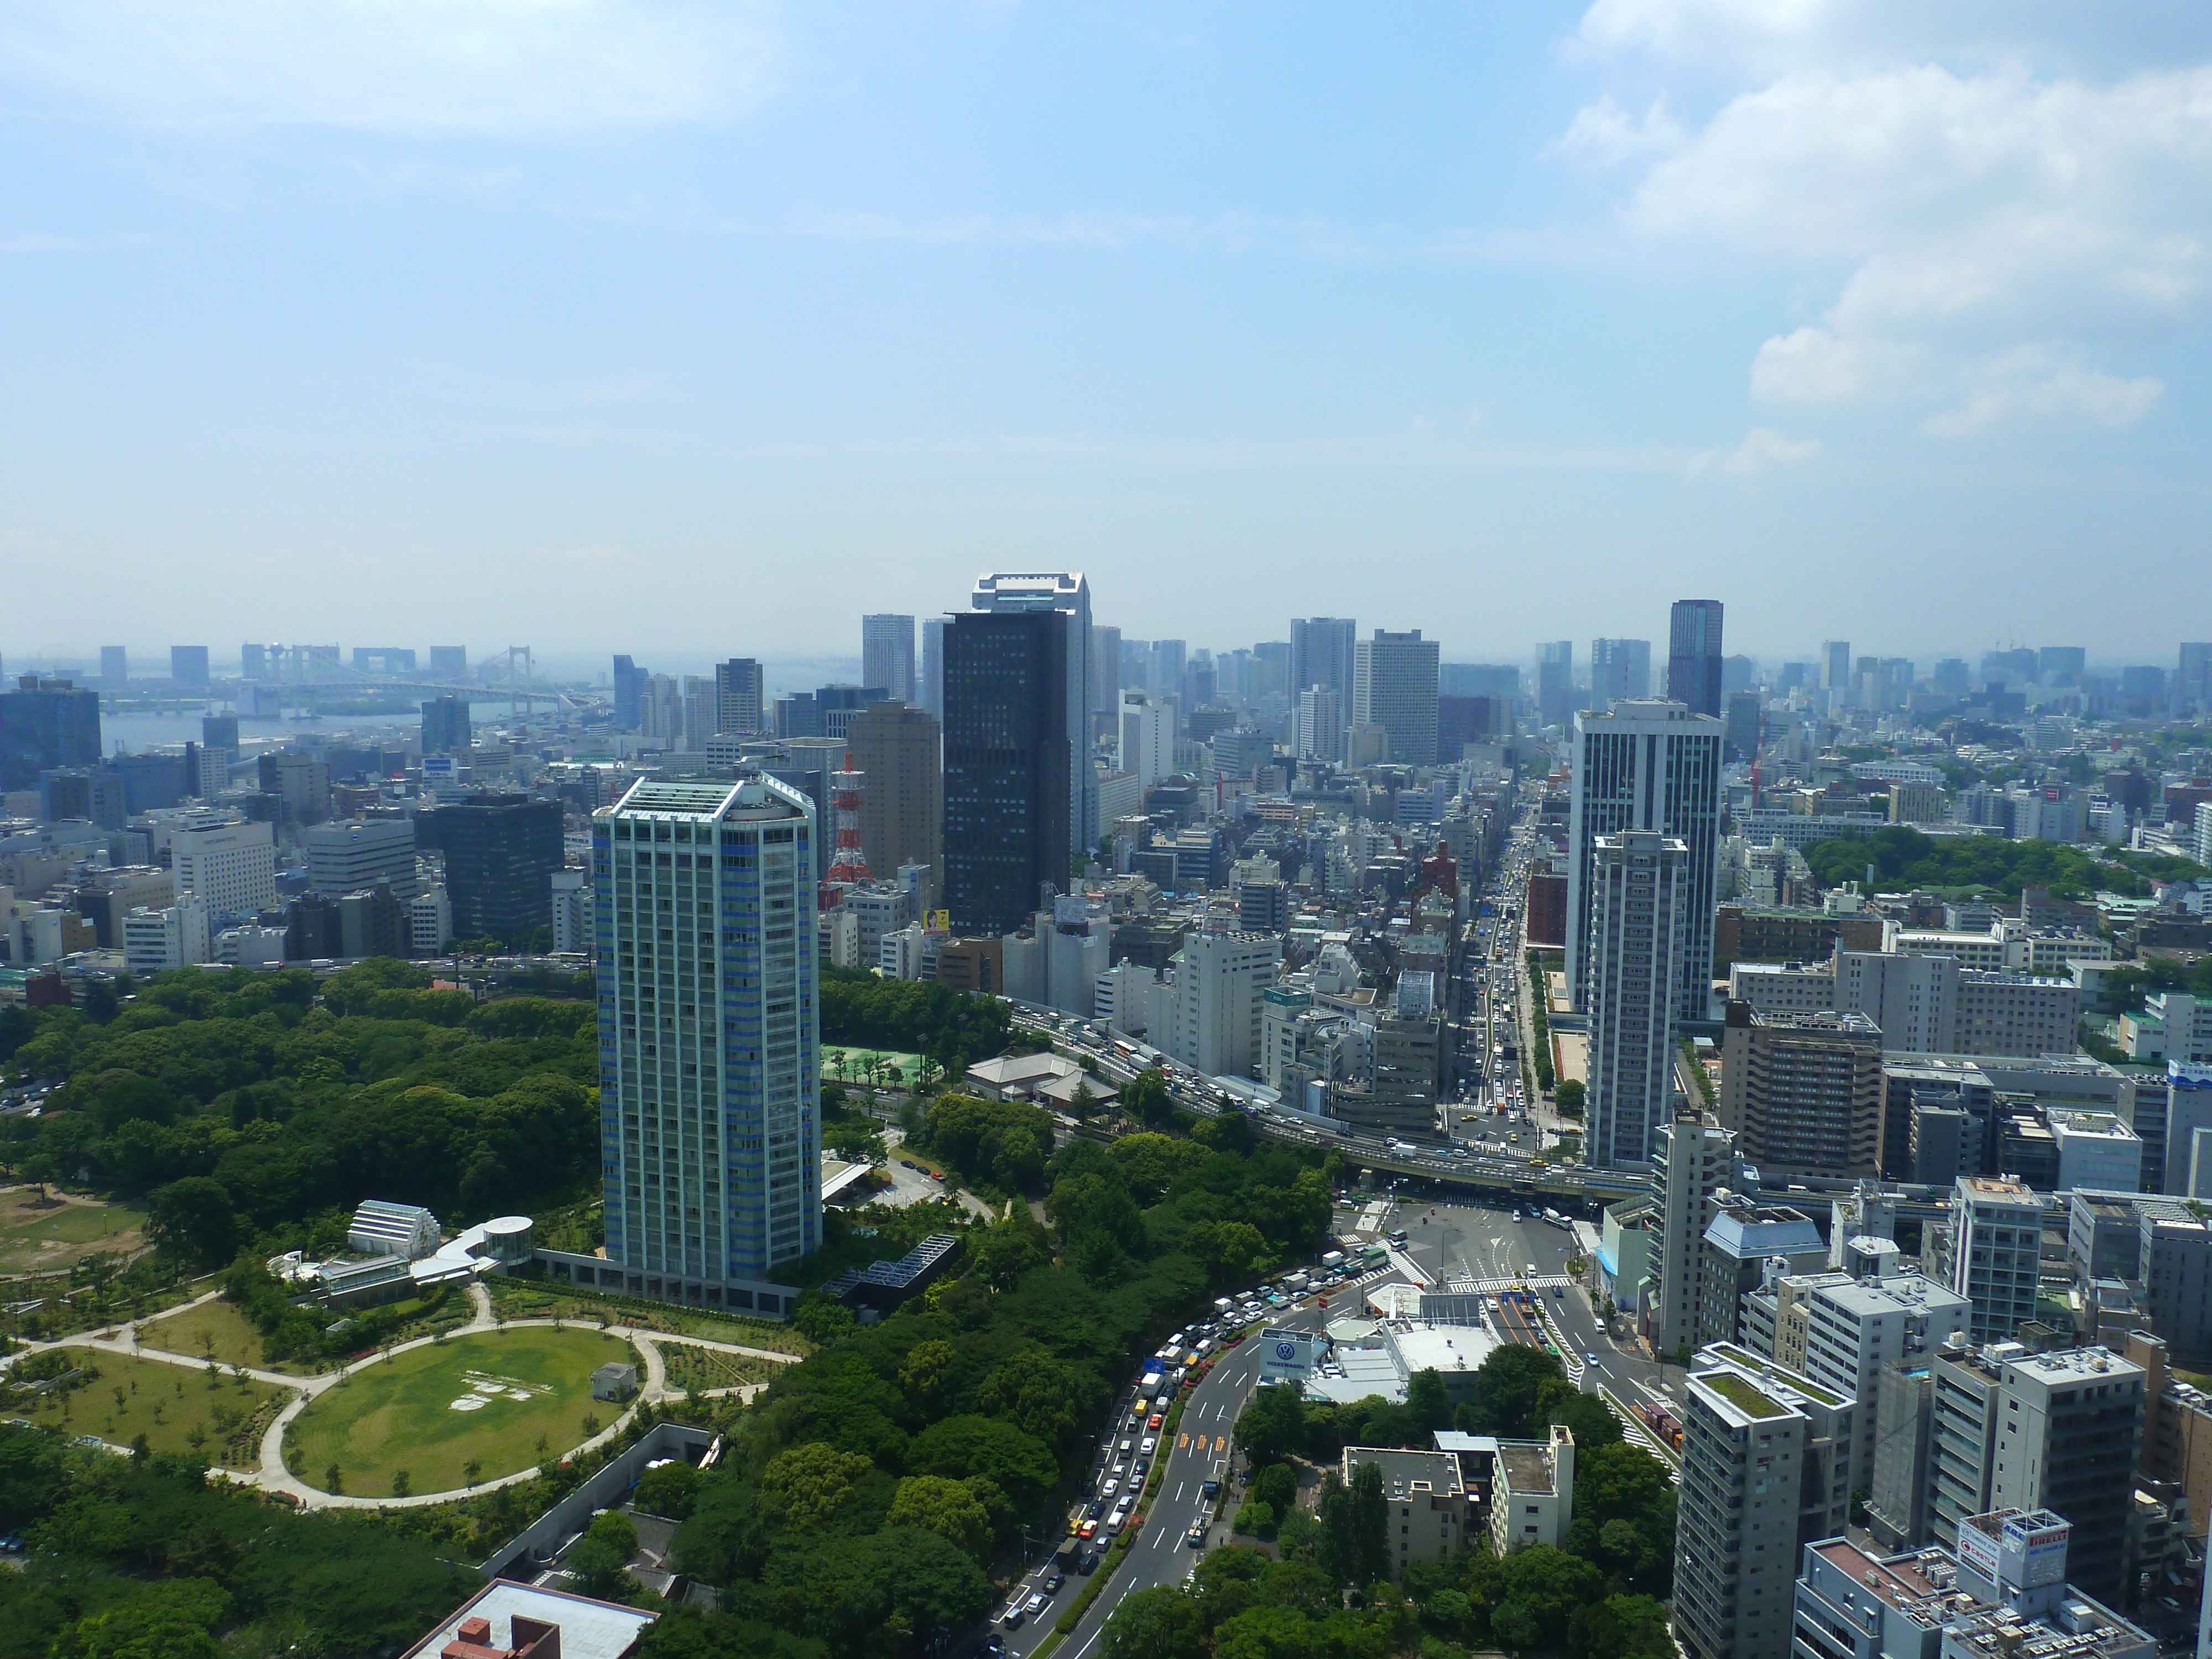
[942,608,1071,936]
[596,775,820,1311]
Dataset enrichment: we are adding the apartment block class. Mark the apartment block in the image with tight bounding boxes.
[1649,1113,1736,1357]
[592,776,820,1313]
[1488,1425,1575,1554]
[1674,1343,1852,1659]
[1341,1446,1469,1574]
[1718,1003,1884,1178]
[1697,1197,1828,1350]
[1950,1176,2047,1344]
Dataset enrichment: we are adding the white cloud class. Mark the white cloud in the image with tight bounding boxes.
[1564,11,2212,436]
[1552,93,1684,166]
[1921,345,2162,437]
[0,1,779,135]
[1686,426,1821,477]
[1749,326,1928,404]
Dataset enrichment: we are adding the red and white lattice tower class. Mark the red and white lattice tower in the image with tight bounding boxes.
[824,757,871,886]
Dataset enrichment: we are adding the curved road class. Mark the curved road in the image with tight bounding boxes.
[1017,1292,1334,1659]
[1010,1184,1691,1659]
[0,1281,796,1510]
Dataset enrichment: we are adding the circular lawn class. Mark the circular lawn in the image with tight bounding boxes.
[286,1326,637,1496]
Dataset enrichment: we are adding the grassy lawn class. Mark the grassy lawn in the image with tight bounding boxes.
[0,1190,147,1276]
[285,1326,636,1495]
[138,1297,312,1375]
[15,1353,286,1471]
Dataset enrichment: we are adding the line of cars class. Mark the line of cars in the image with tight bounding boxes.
[995,1259,1374,1632]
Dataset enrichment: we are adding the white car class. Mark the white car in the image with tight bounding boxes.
[1140,1436,1156,1455]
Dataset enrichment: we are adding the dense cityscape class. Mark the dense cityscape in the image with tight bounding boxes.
[1,602,2209,1659]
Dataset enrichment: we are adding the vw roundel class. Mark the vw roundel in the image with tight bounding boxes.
[1275,1340,1297,1361]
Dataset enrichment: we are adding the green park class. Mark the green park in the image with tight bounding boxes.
[285,1325,636,1496]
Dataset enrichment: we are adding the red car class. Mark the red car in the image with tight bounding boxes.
[1147,1412,1165,1430]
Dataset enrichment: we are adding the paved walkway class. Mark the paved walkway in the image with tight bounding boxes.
[1,1282,798,1512]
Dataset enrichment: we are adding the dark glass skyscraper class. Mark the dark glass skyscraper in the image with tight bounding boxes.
[942,609,1070,936]
[612,655,646,731]
[434,793,564,943]
[420,693,473,755]
[0,675,101,791]
[1666,599,1725,717]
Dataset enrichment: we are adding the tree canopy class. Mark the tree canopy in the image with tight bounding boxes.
[1,964,601,1260]
[1802,824,2126,900]
[0,1428,479,1658]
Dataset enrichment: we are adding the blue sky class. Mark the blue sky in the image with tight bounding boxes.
[4,1,2210,670]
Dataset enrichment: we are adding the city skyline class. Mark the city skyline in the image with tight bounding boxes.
[4,6,2210,656]
[11,624,2210,691]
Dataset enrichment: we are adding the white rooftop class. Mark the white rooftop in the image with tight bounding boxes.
[1391,1323,1501,1376]
[401,1582,656,1659]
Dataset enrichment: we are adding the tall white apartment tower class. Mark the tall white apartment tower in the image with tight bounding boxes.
[1566,699,1724,1020]
[1650,1114,1736,1357]
[1118,690,1173,788]
[1674,1349,1853,1659]
[1585,830,1689,1168]
[971,573,1093,867]
[594,775,821,1313]
[1290,618,1357,757]
[1352,628,1439,770]
[1295,687,1344,764]
[1948,1175,2044,1343]
[860,615,916,704]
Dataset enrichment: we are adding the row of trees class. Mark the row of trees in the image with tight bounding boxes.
[1102,1531,1673,1659]
[1802,823,2126,900]
[662,1106,1342,1658]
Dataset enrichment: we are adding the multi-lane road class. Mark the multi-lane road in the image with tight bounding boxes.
[989,1186,1687,1657]
[994,1289,1336,1659]
[1381,1192,1686,1439]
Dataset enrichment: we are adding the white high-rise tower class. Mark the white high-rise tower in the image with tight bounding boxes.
[1584,829,1688,1167]
[594,775,821,1313]
[1566,699,1724,1021]
[860,615,916,703]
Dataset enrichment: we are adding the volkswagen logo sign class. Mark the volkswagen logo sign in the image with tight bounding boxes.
[1275,1340,1297,1361]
